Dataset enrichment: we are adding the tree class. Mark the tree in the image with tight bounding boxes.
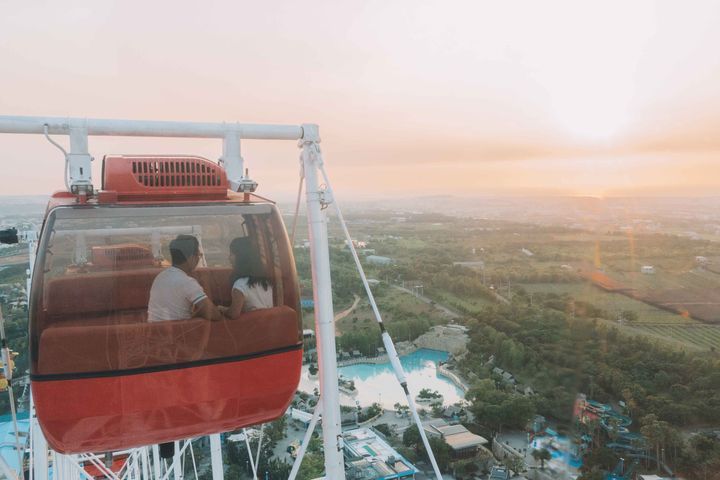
[403,425,422,453]
[581,447,618,472]
[641,414,671,471]
[265,458,292,479]
[265,416,287,443]
[531,448,551,470]
[453,459,478,479]
[225,441,241,465]
[468,379,535,433]
[297,453,324,480]
[499,395,535,430]
[430,401,444,417]
[425,437,451,472]
[503,454,525,475]
[373,423,393,438]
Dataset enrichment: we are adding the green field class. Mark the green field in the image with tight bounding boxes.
[431,290,494,315]
[633,324,720,351]
[519,282,691,324]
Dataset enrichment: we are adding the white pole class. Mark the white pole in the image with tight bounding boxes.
[151,446,161,480]
[141,448,150,480]
[209,434,223,480]
[300,126,345,480]
[171,442,181,480]
[131,451,142,480]
[242,429,258,479]
[253,425,264,479]
[31,412,48,480]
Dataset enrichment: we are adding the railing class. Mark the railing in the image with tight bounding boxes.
[357,411,384,427]
[336,346,415,367]
[437,365,470,393]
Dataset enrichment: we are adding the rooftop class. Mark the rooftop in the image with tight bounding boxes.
[344,427,417,479]
[423,420,488,451]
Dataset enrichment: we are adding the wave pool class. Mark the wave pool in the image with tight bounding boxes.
[300,348,465,409]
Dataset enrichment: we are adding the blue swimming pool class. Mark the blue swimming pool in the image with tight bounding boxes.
[336,348,464,408]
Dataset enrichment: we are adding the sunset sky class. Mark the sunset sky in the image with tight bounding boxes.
[1,0,720,199]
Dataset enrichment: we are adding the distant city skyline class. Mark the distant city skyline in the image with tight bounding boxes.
[1,0,720,198]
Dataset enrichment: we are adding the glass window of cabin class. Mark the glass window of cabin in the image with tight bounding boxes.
[30,204,301,378]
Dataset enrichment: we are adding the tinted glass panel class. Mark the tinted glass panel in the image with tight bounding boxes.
[30,204,301,377]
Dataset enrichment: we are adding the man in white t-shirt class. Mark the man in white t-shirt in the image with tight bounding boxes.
[148,235,224,322]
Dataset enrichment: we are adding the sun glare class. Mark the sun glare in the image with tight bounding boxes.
[552,96,630,142]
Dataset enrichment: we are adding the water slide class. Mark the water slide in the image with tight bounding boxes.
[601,410,632,428]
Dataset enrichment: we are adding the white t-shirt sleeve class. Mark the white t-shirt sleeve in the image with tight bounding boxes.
[232,277,250,295]
[184,277,208,306]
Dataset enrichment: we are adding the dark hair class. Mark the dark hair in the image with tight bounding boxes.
[229,237,272,290]
[169,235,199,266]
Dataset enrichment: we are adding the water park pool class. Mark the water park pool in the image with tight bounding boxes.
[531,431,583,472]
[299,349,465,409]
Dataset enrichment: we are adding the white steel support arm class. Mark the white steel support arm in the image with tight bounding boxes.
[0,115,303,195]
[300,125,345,480]
[0,115,304,140]
[66,121,93,194]
[221,131,257,193]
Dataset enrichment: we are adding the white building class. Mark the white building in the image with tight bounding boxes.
[343,427,417,479]
[641,265,655,274]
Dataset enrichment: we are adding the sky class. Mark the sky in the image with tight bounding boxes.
[1,0,720,200]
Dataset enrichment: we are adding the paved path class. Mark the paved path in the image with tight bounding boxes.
[335,294,361,321]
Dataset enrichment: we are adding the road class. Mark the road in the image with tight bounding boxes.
[0,253,28,267]
[391,284,461,319]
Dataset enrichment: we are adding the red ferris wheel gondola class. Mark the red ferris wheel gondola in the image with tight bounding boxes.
[29,154,302,453]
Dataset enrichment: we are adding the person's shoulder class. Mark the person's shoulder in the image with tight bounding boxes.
[152,267,174,283]
[233,277,250,290]
[157,266,184,280]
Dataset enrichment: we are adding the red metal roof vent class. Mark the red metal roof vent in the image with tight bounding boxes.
[102,155,229,199]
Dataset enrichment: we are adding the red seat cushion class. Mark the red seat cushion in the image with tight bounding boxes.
[191,267,233,306]
[44,268,163,320]
[205,305,301,358]
[38,318,210,375]
[37,306,301,376]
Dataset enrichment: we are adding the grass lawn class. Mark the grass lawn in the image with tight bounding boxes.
[334,287,446,335]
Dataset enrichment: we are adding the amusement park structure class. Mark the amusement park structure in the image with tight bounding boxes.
[0,115,442,480]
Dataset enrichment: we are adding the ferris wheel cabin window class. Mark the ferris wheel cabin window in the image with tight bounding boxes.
[29,203,301,379]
